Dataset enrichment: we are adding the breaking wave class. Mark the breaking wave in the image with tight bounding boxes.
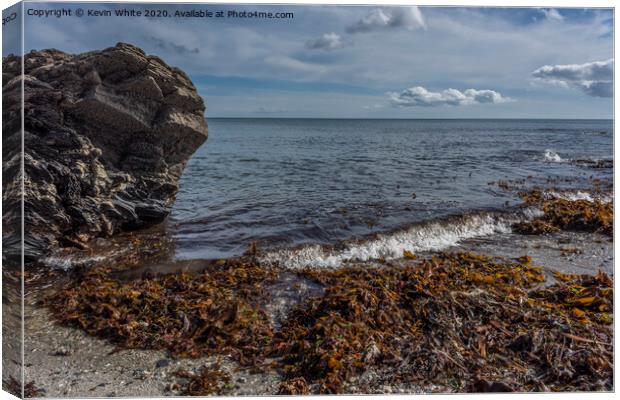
[543,150,564,163]
[41,254,108,270]
[261,210,541,269]
[544,190,613,203]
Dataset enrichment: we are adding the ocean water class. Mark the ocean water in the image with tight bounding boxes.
[170,119,613,265]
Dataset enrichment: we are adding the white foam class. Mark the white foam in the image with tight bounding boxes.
[261,212,522,269]
[40,254,108,270]
[544,190,613,203]
[543,149,564,163]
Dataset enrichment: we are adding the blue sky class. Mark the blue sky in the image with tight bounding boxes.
[5,3,615,118]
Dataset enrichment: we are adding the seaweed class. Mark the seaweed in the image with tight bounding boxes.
[560,247,583,256]
[278,377,311,395]
[516,190,612,236]
[175,364,232,396]
[269,252,612,393]
[514,220,559,235]
[574,159,613,169]
[541,199,612,235]
[45,252,613,394]
[45,260,277,364]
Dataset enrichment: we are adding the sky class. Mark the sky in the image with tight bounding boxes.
[4,3,615,118]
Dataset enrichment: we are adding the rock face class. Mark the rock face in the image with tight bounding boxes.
[2,43,208,262]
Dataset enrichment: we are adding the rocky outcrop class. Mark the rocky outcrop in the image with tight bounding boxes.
[2,43,208,262]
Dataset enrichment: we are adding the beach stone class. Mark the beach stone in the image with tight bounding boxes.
[52,346,72,356]
[2,43,208,263]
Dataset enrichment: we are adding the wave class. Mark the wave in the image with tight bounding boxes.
[260,209,540,269]
[40,254,108,270]
[544,190,613,203]
[540,151,612,169]
[543,149,564,163]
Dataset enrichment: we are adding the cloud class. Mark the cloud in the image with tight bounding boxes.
[346,6,426,34]
[531,59,613,97]
[264,55,328,76]
[363,103,384,110]
[541,9,564,21]
[254,106,289,114]
[305,32,345,51]
[149,36,200,55]
[22,4,613,118]
[389,86,511,107]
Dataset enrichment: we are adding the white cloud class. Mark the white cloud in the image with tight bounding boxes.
[346,6,426,33]
[389,86,511,107]
[541,9,564,21]
[531,59,613,97]
[305,32,345,51]
[264,55,328,76]
[22,5,613,118]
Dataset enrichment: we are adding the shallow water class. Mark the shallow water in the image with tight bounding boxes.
[171,118,613,263]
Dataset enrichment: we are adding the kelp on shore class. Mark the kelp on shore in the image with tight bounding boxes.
[514,189,612,236]
[45,251,613,394]
[45,261,277,365]
[274,253,612,393]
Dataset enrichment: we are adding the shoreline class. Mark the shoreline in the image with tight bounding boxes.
[32,178,614,273]
[4,183,614,396]
[16,243,613,396]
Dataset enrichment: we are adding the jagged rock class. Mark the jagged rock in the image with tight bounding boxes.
[2,43,208,263]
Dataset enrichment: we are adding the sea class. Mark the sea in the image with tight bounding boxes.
[170,118,613,268]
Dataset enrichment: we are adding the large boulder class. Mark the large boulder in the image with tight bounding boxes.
[2,43,208,263]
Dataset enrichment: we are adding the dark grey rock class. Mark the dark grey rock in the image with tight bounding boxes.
[2,43,208,264]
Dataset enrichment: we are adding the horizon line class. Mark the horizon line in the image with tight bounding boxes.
[206,116,614,121]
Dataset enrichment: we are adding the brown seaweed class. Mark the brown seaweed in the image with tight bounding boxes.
[278,377,311,395]
[45,260,277,364]
[45,252,613,394]
[175,364,232,396]
[269,252,612,393]
[516,190,612,236]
